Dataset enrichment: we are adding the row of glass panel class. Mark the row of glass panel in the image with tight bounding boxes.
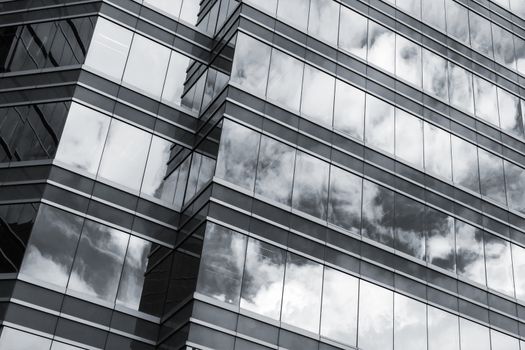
[216,119,525,300]
[55,102,215,210]
[197,222,524,350]
[230,36,525,212]
[0,327,82,350]
[241,2,525,140]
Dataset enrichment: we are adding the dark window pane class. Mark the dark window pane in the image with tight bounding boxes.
[328,166,362,233]
[394,194,425,260]
[455,220,485,285]
[362,180,394,247]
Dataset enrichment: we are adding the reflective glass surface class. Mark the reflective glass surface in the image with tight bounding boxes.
[504,160,525,214]
[460,318,490,350]
[491,330,520,350]
[161,51,191,107]
[455,220,486,285]
[395,34,422,87]
[498,88,524,138]
[469,11,494,58]
[276,0,309,31]
[362,180,394,247]
[424,123,452,180]
[358,280,393,350]
[0,327,51,349]
[367,21,395,73]
[328,166,362,233]
[448,62,474,114]
[397,0,420,19]
[492,25,516,70]
[428,306,460,350]
[426,207,456,272]
[144,0,183,18]
[339,7,368,60]
[512,244,525,301]
[473,75,499,126]
[141,136,177,203]
[445,0,470,44]
[231,33,271,96]
[308,0,339,45]
[395,109,423,167]
[365,95,395,154]
[422,0,446,32]
[394,294,427,350]
[485,233,514,296]
[422,49,449,101]
[478,148,507,204]
[394,194,425,259]
[301,65,335,126]
[266,49,304,111]
[451,135,480,193]
[333,80,365,140]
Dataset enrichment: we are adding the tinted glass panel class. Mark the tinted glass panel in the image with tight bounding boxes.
[365,95,395,154]
[485,233,514,296]
[358,281,393,350]
[367,21,395,73]
[394,194,425,259]
[267,49,304,111]
[339,7,368,60]
[394,294,427,350]
[455,220,486,285]
[301,65,335,126]
[333,80,365,140]
[328,166,362,233]
[362,180,394,247]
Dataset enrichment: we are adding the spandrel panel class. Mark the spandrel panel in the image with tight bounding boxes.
[291,151,329,220]
[67,221,129,303]
[122,34,171,97]
[338,7,368,60]
[365,94,395,154]
[216,120,260,191]
[395,109,423,168]
[162,51,191,107]
[266,49,304,111]
[254,135,296,206]
[394,194,425,260]
[281,253,323,334]
[445,0,470,45]
[358,280,393,350]
[455,220,486,285]
[240,238,285,320]
[116,236,153,312]
[55,103,110,174]
[473,75,499,126]
[20,205,83,288]
[276,0,309,31]
[422,49,449,101]
[308,0,339,46]
[367,21,395,74]
[333,80,365,140]
[448,62,474,115]
[301,65,335,127]
[504,161,525,214]
[320,267,358,346]
[469,11,494,59]
[478,148,507,205]
[497,88,524,138]
[395,34,422,87]
[426,207,456,272]
[84,18,132,80]
[394,293,427,350]
[231,33,271,97]
[512,244,525,301]
[141,136,177,204]
[485,233,514,296]
[428,306,460,350]
[491,330,520,350]
[361,179,394,247]
[328,166,362,233]
[451,135,480,193]
[459,318,490,350]
[196,223,247,305]
[424,122,452,181]
[422,0,446,32]
[97,119,152,191]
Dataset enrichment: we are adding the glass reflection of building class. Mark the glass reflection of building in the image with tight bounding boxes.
[2,0,525,349]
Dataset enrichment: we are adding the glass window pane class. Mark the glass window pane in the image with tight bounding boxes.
[328,166,362,233]
[333,80,365,140]
[362,180,394,247]
[292,151,329,220]
[20,205,83,288]
[478,148,507,204]
[422,0,446,32]
[512,244,525,301]
[473,75,499,126]
[422,49,449,101]
[231,33,271,97]
[498,88,524,138]
[510,0,525,16]
[424,122,452,180]
[492,24,516,70]
[97,119,151,190]
[85,18,132,80]
[460,318,490,350]
[55,103,110,174]
[162,51,191,107]
[216,120,260,191]
[338,7,368,60]
[397,0,421,19]
[300,65,335,126]
[240,238,285,320]
[266,49,304,111]
[445,0,470,44]
[394,194,425,260]
[469,11,494,58]
[426,207,456,272]
[428,306,460,350]
[395,34,422,87]
[451,135,480,193]
[254,135,295,206]
[505,160,525,214]
[144,0,183,18]
[491,330,520,350]
[394,294,427,350]
[320,267,358,346]
[448,62,474,114]
[485,233,514,296]
[514,35,525,75]
[281,253,323,334]
[196,223,247,305]
[308,0,339,45]
[367,21,395,73]
[358,281,393,350]
[0,327,51,349]
[51,341,84,350]
[122,35,170,97]
[179,0,200,25]
[276,0,309,31]
[116,236,152,311]
[365,95,395,154]
[395,109,423,167]
[455,220,486,285]
[141,136,177,203]
[245,0,277,14]
[68,221,129,303]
